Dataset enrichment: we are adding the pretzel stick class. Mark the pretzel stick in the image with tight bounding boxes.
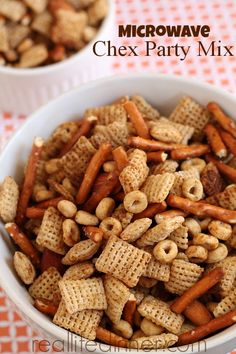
[112,182,122,195]
[220,130,236,157]
[83,226,104,243]
[5,223,40,267]
[58,117,97,157]
[113,191,125,202]
[123,298,137,325]
[178,308,236,345]
[147,151,168,163]
[26,207,45,219]
[76,143,112,204]
[155,209,188,220]
[128,136,186,152]
[207,102,236,139]
[206,154,236,183]
[35,197,64,209]
[96,327,129,348]
[171,267,224,314]
[83,172,119,212]
[167,194,236,223]
[183,300,213,326]
[16,137,44,225]
[124,101,150,139]
[132,202,167,221]
[171,144,210,160]
[112,146,129,172]
[204,124,227,158]
[34,298,58,317]
[40,249,65,274]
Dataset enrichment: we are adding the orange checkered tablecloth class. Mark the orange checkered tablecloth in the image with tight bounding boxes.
[1,0,236,353]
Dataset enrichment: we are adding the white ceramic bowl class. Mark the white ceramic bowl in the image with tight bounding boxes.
[0,0,115,115]
[0,74,236,354]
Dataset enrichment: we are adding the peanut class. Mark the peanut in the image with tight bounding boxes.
[13,251,36,285]
[140,318,164,336]
[75,210,99,226]
[95,197,115,220]
[62,219,80,246]
[58,200,77,218]
[112,320,133,339]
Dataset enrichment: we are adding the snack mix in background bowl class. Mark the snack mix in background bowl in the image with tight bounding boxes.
[1,74,236,353]
[0,0,114,114]
[0,0,108,68]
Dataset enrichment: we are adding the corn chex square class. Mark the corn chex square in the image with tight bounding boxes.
[90,120,129,149]
[29,267,61,303]
[85,104,127,125]
[36,207,66,255]
[59,277,107,314]
[207,256,236,297]
[53,300,103,340]
[119,149,149,194]
[142,256,170,282]
[107,120,129,148]
[169,225,189,250]
[104,275,130,324]
[95,235,151,287]
[138,295,184,334]
[169,96,210,140]
[42,122,78,160]
[165,259,203,295]
[89,124,111,148]
[213,288,236,317]
[142,173,175,203]
[61,136,96,187]
[131,95,160,122]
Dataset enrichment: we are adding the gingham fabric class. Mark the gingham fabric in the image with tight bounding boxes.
[1,0,236,353]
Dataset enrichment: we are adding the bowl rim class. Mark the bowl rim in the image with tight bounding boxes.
[0,0,114,76]
[1,73,236,353]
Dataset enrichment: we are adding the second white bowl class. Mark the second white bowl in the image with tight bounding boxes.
[0,0,115,115]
